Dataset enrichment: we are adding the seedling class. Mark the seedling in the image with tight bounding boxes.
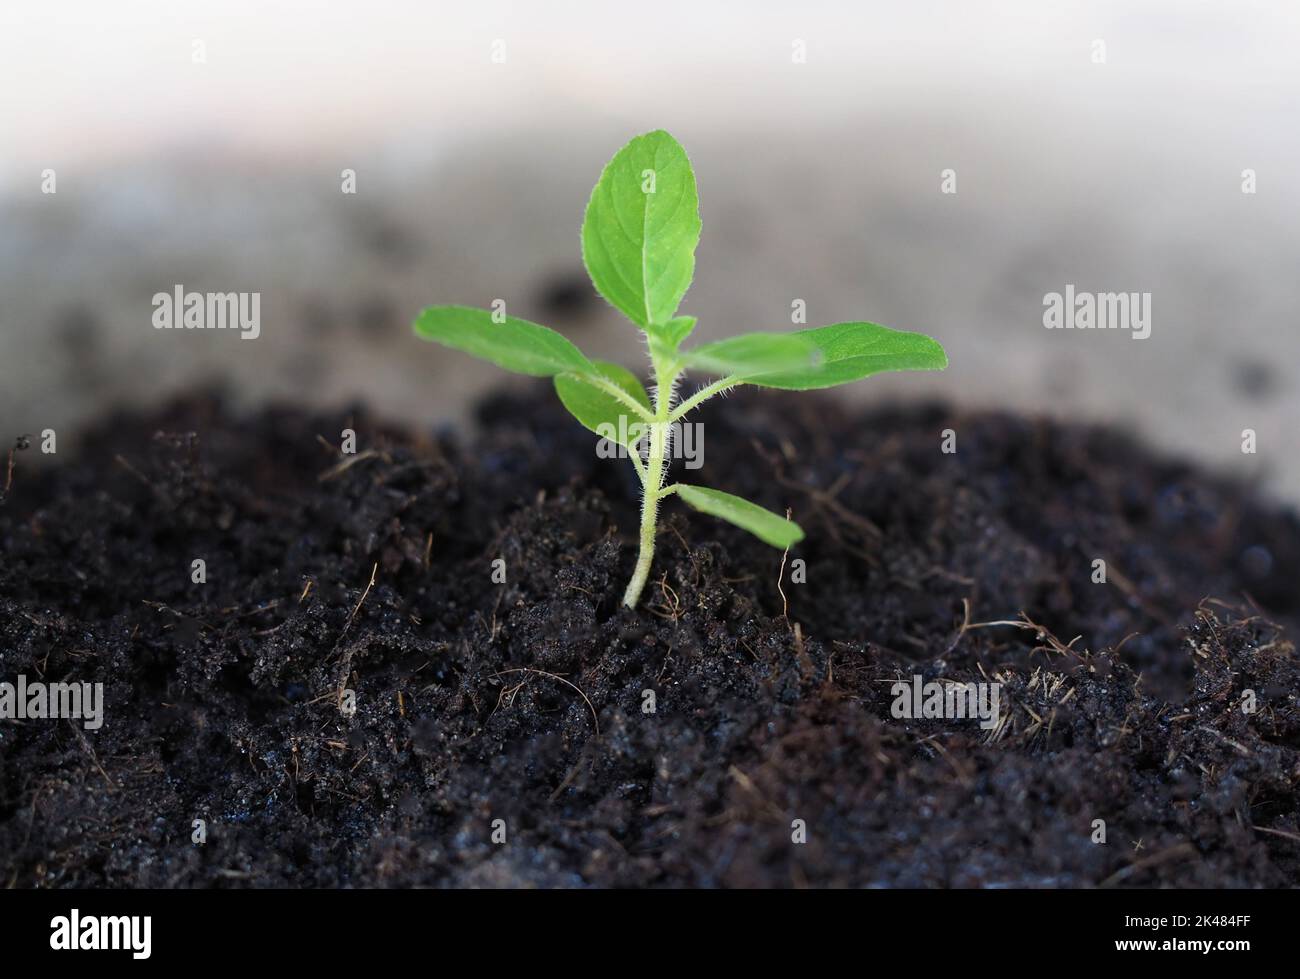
[414,130,947,608]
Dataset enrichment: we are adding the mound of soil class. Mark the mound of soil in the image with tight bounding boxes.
[2,388,1298,888]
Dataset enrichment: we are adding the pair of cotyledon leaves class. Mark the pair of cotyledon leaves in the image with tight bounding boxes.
[413,130,947,550]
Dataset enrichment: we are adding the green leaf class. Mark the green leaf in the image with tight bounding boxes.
[680,331,822,380]
[741,322,947,390]
[413,305,594,377]
[581,130,702,328]
[656,315,697,348]
[675,484,805,549]
[648,315,697,359]
[555,361,652,449]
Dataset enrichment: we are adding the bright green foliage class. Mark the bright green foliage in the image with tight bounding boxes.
[581,130,701,328]
[683,321,947,389]
[413,130,947,608]
[675,485,805,549]
[554,361,652,450]
[412,305,591,377]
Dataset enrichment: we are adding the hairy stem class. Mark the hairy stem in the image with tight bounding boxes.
[622,360,678,608]
[583,374,654,422]
[670,375,741,422]
[626,442,647,484]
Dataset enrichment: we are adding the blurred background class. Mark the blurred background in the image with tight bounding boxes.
[1,1,1297,497]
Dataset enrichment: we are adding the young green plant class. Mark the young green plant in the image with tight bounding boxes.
[413,130,947,609]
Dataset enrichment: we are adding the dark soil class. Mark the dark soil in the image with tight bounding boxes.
[2,388,1299,888]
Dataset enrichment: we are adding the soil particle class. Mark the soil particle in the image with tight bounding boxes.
[1,388,1297,887]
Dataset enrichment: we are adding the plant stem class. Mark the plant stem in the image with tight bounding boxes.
[622,361,676,608]
[669,375,741,422]
[584,374,654,422]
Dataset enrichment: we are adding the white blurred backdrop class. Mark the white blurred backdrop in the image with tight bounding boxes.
[1,1,1297,495]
